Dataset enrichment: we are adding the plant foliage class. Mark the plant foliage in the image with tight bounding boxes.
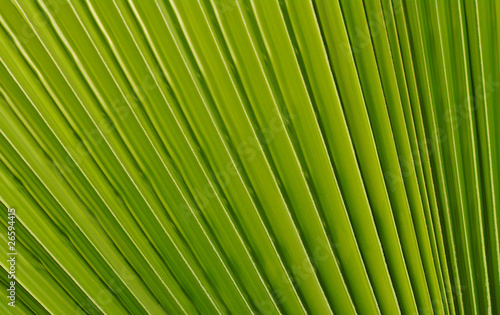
[0,0,498,314]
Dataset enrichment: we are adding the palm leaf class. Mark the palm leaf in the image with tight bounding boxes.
[0,0,498,314]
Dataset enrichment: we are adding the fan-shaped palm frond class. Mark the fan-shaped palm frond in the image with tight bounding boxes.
[0,0,498,314]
